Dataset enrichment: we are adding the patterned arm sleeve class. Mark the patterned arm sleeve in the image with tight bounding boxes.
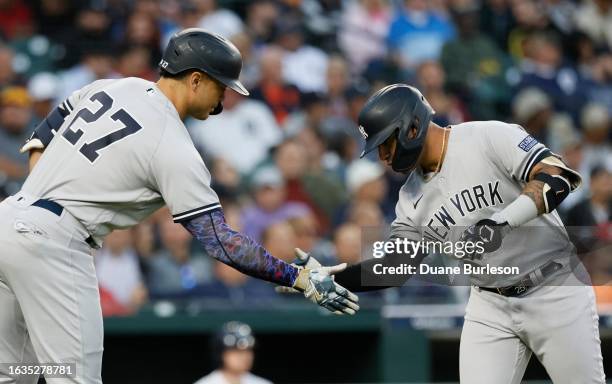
[182,210,299,287]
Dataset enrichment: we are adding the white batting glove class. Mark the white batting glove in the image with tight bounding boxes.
[292,262,360,315]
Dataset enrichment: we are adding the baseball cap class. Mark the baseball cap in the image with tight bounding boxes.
[581,103,609,131]
[251,166,284,189]
[346,159,385,194]
[1,86,31,107]
[512,88,551,122]
[27,72,60,101]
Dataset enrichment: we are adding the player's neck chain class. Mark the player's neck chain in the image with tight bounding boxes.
[434,127,449,174]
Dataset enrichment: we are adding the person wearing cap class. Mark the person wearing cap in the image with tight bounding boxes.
[240,165,312,243]
[27,72,61,120]
[5,28,358,383]
[0,86,35,195]
[581,102,612,173]
[194,321,271,384]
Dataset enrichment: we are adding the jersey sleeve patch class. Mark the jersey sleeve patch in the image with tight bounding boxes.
[518,135,538,152]
[172,203,222,223]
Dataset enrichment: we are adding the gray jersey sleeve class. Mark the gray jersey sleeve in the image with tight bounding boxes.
[483,122,552,183]
[149,123,221,223]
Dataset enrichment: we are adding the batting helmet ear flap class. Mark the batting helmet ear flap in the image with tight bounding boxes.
[210,102,223,115]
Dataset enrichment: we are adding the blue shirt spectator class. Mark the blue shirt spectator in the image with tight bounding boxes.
[387,0,455,71]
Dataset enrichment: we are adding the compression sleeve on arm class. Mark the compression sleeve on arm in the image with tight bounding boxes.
[334,239,427,292]
[20,104,71,153]
[182,209,299,287]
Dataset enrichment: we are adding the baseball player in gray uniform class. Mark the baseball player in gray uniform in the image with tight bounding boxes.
[0,29,358,384]
[294,84,605,383]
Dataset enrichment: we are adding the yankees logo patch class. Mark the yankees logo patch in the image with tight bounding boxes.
[358,125,368,139]
[518,135,538,152]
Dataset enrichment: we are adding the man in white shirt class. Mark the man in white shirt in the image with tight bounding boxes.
[194,321,271,384]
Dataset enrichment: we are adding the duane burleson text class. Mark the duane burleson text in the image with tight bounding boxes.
[372,264,520,276]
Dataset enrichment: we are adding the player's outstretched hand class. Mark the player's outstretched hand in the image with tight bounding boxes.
[291,260,360,315]
[460,219,511,259]
[275,248,321,294]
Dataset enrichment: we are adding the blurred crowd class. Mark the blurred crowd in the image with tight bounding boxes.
[0,0,609,315]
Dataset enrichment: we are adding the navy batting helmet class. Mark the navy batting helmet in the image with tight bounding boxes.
[159,28,249,99]
[358,84,434,173]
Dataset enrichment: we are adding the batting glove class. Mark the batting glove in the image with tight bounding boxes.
[275,248,322,294]
[459,219,511,259]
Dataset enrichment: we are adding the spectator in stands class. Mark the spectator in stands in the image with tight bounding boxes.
[287,211,320,254]
[542,0,576,37]
[95,229,147,316]
[132,220,155,261]
[27,72,60,120]
[0,45,17,88]
[194,321,271,384]
[387,0,455,72]
[261,221,297,263]
[28,0,77,44]
[209,157,242,203]
[0,0,32,39]
[202,261,276,304]
[338,0,391,75]
[333,223,362,265]
[479,0,514,51]
[147,215,212,297]
[565,166,611,227]
[274,139,346,233]
[196,0,244,38]
[240,165,311,242]
[512,87,554,145]
[0,86,34,196]
[325,55,350,117]
[293,126,335,174]
[250,45,301,125]
[124,11,162,68]
[506,0,550,58]
[115,44,156,81]
[58,3,113,69]
[586,245,612,310]
[416,60,468,125]
[580,103,612,173]
[574,0,612,50]
[347,200,385,229]
[245,0,279,45]
[57,43,119,100]
[188,89,281,175]
[440,1,511,119]
[345,158,388,216]
[514,31,586,120]
[159,1,201,49]
[274,17,329,93]
[230,32,259,91]
[283,91,330,136]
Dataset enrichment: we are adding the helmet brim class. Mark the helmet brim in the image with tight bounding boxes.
[217,75,250,96]
[359,129,395,158]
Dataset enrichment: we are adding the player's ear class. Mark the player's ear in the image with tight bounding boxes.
[189,71,203,92]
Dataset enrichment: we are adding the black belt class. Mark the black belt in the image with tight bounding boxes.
[479,261,564,297]
[31,199,98,249]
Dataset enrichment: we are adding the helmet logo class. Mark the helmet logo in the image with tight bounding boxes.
[160,59,169,69]
[358,125,368,140]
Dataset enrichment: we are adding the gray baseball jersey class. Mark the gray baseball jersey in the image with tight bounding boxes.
[21,77,220,246]
[389,121,605,383]
[390,120,576,287]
